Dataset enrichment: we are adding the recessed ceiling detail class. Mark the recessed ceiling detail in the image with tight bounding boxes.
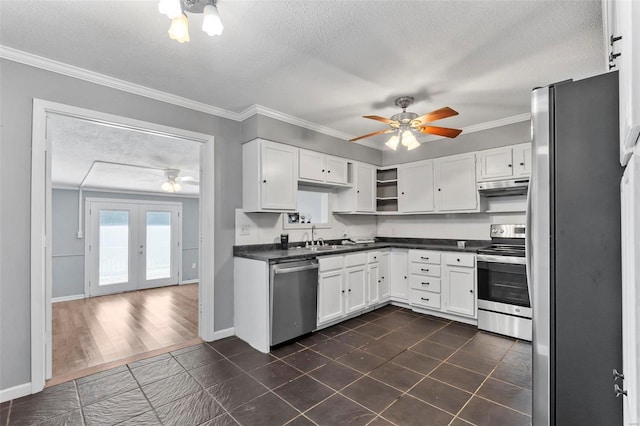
[50,114,200,196]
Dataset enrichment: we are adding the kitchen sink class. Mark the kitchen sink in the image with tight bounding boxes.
[301,245,341,252]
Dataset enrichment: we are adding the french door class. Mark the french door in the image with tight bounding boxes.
[86,200,181,297]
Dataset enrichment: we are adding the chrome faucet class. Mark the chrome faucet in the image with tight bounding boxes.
[311,225,316,246]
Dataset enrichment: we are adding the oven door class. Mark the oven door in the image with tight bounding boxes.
[477,259,530,309]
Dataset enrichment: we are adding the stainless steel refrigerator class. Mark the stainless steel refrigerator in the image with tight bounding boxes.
[529,71,623,425]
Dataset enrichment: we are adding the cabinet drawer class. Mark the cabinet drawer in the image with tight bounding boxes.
[409,275,441,292]
[319,256,344,272]
[409,289,441,310]
[367,252,381,263]
[408,250,441,264]
[445,253,475,267]
[345,253,367,267]
[409,263,441,277]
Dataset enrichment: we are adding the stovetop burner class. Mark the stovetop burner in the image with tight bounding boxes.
[477,245,525,257]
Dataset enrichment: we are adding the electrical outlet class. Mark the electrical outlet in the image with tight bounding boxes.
[191,263,197,269]
[240,223,251,236]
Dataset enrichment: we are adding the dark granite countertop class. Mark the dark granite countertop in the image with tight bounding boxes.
[234,237,490,263]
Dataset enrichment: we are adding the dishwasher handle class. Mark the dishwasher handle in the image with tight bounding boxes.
[273,261,318,275]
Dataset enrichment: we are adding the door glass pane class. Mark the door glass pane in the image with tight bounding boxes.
[146,211,172,280]
[99,210,129,285]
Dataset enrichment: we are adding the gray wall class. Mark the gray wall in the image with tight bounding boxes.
[242,114,383,165]
[0,59,241,390]
[382,120,531,166]
[52,189,200,298]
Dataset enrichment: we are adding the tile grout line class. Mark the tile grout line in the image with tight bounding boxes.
[448,338,533,423]
[72,380,87,426]
[123,361,165,425]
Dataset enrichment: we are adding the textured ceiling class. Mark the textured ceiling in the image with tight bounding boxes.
[1,0,605,151]
[50,114,201,195]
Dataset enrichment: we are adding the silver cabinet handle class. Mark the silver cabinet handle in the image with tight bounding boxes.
[614,384,627,398]
[420,297,429,301]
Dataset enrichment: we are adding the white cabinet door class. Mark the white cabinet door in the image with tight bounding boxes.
[445,266,476,318]
[355,163,376,212]
[261,142,298,210]
[299,149,326,182]
[389,251,408,300]
[318,270,345,325]
[345,266,367,313]
[398,161,434,212]
[379,252,390,301]
[513,144,532,177]
[478,147,513,180]
[326,156,348,184]
[434,154,478,212]
[368,262,380,306]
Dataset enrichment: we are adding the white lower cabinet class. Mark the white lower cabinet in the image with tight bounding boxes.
[345,264,367,314]
[389,250,409,300]
[379,251,390,301]
[318,256,346,326]
[367,254,380,306]
[408,249,477,320]
[317,248,476,329]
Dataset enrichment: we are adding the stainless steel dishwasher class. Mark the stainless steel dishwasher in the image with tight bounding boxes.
[270,259,318,346]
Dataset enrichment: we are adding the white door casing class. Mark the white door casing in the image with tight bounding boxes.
[30,99,215,395]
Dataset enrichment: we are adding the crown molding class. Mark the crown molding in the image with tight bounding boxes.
[0,45,242,121]
[238,104,355,141]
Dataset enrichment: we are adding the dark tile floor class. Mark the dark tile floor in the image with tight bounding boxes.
[2,305,532,425]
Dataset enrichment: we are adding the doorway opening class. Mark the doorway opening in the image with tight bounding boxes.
[31,100,216,393]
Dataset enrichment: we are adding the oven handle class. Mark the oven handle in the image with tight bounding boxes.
[477,255,526,265]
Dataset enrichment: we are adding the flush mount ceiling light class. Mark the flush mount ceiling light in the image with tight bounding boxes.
[159,0,223,43]
[350,96,463,151]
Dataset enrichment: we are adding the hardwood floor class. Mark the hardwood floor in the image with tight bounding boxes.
[52,284,199,381]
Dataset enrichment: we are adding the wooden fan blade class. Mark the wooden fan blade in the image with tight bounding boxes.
[413,107,459,125]
[363,115,397,125]
[349,128,394,142]
[419,125,463,138]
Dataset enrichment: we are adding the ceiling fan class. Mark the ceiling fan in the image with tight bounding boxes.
[161,168,199,193]
[350,96,463,151]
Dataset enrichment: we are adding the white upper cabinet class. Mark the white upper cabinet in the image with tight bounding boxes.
[606,0,640,165]
[434,153,478,212]
[355,162,376,212]
[243,139,298,212]
[512,143,531,177]
[299,149,326,182]
[298,149,349,185]
[478,147,513,180]
[398,161,435,213]
[326,156,349,184]
[477,143,531,181]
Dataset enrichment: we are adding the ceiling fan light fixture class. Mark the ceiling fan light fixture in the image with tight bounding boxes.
[161,180,182,192]
[168,13,190,43]
[385,134,400,150]
[401,129,418,147]
[159,0,182,19]
[202,4,224,36]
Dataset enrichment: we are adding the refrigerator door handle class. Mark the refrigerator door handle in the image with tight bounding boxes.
[525,177,533,308]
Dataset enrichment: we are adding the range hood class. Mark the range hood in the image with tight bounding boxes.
[477,178,529,197]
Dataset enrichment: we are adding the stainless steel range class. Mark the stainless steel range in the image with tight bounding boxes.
[476,224,531,341]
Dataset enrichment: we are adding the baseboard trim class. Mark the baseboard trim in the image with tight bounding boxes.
[180,279,199,285]
[211,327,234,341]
[0,382,32,403]
[52,294,85,303]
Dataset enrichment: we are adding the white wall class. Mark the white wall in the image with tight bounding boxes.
[235,204,377,246]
